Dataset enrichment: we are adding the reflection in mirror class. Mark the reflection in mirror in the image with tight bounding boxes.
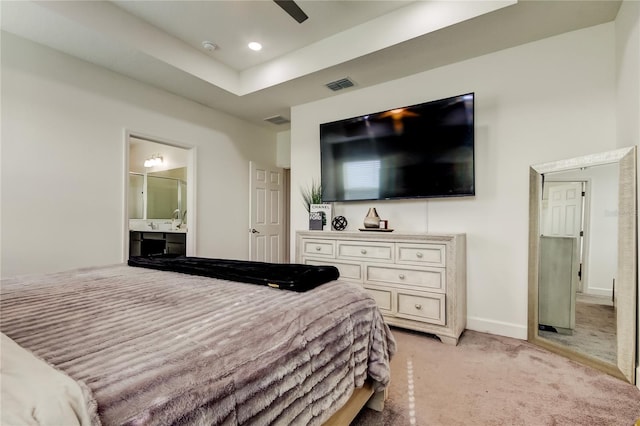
[528,147,637,384]
[148,176,179,219]
[129,173,144,219]
[129,168,187,221]
[537,163,618,365]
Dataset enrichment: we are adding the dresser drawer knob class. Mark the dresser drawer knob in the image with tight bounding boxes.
[415,304,423,310]
[398,274,405,280]
[360,249,367,254]
[315,246,321,251]
[416,252,423,258]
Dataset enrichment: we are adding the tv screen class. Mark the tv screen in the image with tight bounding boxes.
[320,93,475,202]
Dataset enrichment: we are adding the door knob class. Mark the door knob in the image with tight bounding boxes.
[250,228,260,234]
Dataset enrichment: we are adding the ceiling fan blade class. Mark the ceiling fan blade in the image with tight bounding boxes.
[273,0,308,23]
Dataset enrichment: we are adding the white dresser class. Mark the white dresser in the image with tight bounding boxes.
[296,231,466,345]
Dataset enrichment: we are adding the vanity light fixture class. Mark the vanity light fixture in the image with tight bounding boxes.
[144,154,163,168]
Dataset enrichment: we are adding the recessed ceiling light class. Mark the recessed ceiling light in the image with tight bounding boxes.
[248,42,262,51]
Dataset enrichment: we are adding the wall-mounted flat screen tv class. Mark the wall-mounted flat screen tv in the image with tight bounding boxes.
[320,93,475,202]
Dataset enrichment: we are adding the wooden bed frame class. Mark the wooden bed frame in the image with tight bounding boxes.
[324,380,385,425]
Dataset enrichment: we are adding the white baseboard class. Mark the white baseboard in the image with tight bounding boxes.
[584,288,613,298]
[466,316,528,340]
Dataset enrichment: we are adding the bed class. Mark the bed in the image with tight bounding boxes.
[0,262,395,425]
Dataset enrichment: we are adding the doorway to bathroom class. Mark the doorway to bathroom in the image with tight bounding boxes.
[125,133,195,259]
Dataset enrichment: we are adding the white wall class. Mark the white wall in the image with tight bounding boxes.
[276,130,291,169]
[616,0,640,151]
[583,165,619,295]
[1,32,278,277]
[291,23,617,339]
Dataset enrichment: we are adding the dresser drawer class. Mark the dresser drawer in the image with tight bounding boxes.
[301,239,335,257]
[396,290,445,325]
[305,259,362,282]
[396,243,446,267]
[337,241,394,262]
[364,286,392,312]
[365,265,445,292]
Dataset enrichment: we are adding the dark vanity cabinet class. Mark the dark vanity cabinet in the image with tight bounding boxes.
[129,231,186,258]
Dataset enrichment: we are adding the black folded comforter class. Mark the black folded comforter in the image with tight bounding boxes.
[128,256,340,292]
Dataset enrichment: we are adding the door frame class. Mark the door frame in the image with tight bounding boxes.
[123,130,197,260]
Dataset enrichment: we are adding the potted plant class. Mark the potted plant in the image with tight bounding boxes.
[301,180,322,213]
[301,180,328,229]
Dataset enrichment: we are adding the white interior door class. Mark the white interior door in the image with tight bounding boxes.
[542,182,583,237]
[249,162,285,262]
[542,181,585,291]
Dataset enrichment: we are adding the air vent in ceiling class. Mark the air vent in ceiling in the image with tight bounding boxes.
[325,77,355,91]
[264,115,290,125]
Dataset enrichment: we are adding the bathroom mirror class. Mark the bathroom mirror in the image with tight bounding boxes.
[528,146,637,384]
[128,167,187,220]
[129,173,144,219]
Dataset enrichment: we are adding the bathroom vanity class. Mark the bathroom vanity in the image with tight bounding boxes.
[129,231,186,257]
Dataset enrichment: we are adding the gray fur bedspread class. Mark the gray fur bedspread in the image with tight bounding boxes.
[0,264,395,425]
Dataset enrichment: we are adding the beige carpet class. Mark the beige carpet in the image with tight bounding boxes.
[352,328,640,425]
[539,300,616,364]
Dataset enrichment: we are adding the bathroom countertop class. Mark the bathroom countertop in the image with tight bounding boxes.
[130,228,187,234]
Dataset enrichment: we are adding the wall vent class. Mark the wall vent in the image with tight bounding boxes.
[263,115,290,125]
[325,77,355,91]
